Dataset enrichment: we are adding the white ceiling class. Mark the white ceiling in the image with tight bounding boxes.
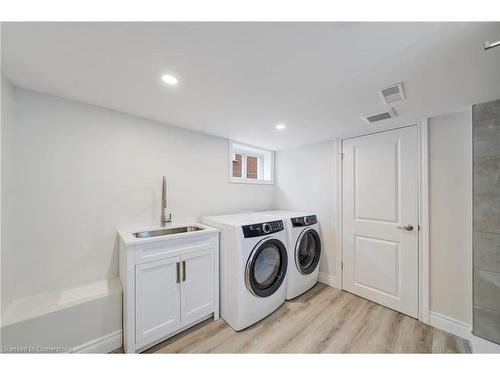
[2,22,500,150]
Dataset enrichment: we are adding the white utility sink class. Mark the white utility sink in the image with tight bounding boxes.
[118,223,219,246]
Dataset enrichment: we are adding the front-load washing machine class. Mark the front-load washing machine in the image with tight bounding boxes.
[261,210,322,300]
[201,213,288,331]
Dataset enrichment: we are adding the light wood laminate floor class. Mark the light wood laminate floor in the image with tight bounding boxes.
[139,283,470,353]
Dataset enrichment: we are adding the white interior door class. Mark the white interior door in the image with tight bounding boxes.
[342,126,419,317]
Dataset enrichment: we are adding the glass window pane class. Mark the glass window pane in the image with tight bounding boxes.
[229,141,274,184]
[297,232,317,269]
[246,155,258,179]
[253,245,280,288]
[232,153,242,177]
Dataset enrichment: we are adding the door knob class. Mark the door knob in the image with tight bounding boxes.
[397,224,414,231]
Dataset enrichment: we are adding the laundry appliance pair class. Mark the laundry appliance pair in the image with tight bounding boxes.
[202,210,321,331]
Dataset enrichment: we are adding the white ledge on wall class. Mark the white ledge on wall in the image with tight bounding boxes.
[318,272,340,289]
[1,278,122,327]
[0,278,123,354]
[71,330,123,353]
[471,334,500,353]
[229,178,274,185]
[428,311,472,340]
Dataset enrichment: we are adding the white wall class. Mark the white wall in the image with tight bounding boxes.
[429,109,472,324]
[274,141,338,277]
[1,74,15,314]
[2,88,274,302]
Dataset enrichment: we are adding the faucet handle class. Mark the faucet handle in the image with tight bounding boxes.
[162,210,172,223]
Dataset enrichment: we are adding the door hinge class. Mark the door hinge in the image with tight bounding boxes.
[339,152,345,160]
[341,261,343,270]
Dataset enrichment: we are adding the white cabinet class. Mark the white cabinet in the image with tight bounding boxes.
[180,249,215,325]
[119,225,219,353]
[135,257,181,344]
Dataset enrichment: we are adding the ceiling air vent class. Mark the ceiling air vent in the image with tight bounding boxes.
[363,108,397,124]
[379,82,405,104]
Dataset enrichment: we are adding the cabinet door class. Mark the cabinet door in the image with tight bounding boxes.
[135,256,181,344]
[180,249,215,325]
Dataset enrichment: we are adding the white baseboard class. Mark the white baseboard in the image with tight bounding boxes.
[471,334,500,353]
[428,311,471,340]
[72,330,122,353]
[318,272,340,289]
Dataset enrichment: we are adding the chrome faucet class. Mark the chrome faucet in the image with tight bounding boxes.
[160,176,172,226]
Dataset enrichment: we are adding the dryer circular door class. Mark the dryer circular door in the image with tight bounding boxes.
[295,228,321,275]
[245,238,288,297]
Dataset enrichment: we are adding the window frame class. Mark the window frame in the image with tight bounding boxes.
[228,140,274,185]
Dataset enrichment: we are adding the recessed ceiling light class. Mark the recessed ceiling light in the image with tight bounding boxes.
[275,123,286,130]
[161,74,178,86]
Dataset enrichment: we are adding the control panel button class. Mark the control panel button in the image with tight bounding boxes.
[291,215,317,227]
[242,220,284,238]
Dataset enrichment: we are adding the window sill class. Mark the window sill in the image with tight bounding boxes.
[229,177,274,185]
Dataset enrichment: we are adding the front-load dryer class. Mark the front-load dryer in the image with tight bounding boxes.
[201,213,288,331]
[261,210,322,300]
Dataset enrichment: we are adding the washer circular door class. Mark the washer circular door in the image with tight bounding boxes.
[295,228,321,275]
[245,238,288,297]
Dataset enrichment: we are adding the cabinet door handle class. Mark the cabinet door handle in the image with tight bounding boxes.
[176,262,181,283]
[182,261,186,282]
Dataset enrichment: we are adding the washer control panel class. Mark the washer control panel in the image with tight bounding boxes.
[242,220,284,238]
[291,215,317,227]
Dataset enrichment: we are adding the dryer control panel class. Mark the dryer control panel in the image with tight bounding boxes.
[242,220,284,238]
[291,215,317,227]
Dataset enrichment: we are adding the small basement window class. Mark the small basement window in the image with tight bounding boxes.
[229,141,274,184]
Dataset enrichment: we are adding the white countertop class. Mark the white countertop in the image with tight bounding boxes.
[118,222,220,246]
[202,213,284,227]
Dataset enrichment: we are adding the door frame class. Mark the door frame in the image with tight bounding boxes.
[335,120,430,324]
